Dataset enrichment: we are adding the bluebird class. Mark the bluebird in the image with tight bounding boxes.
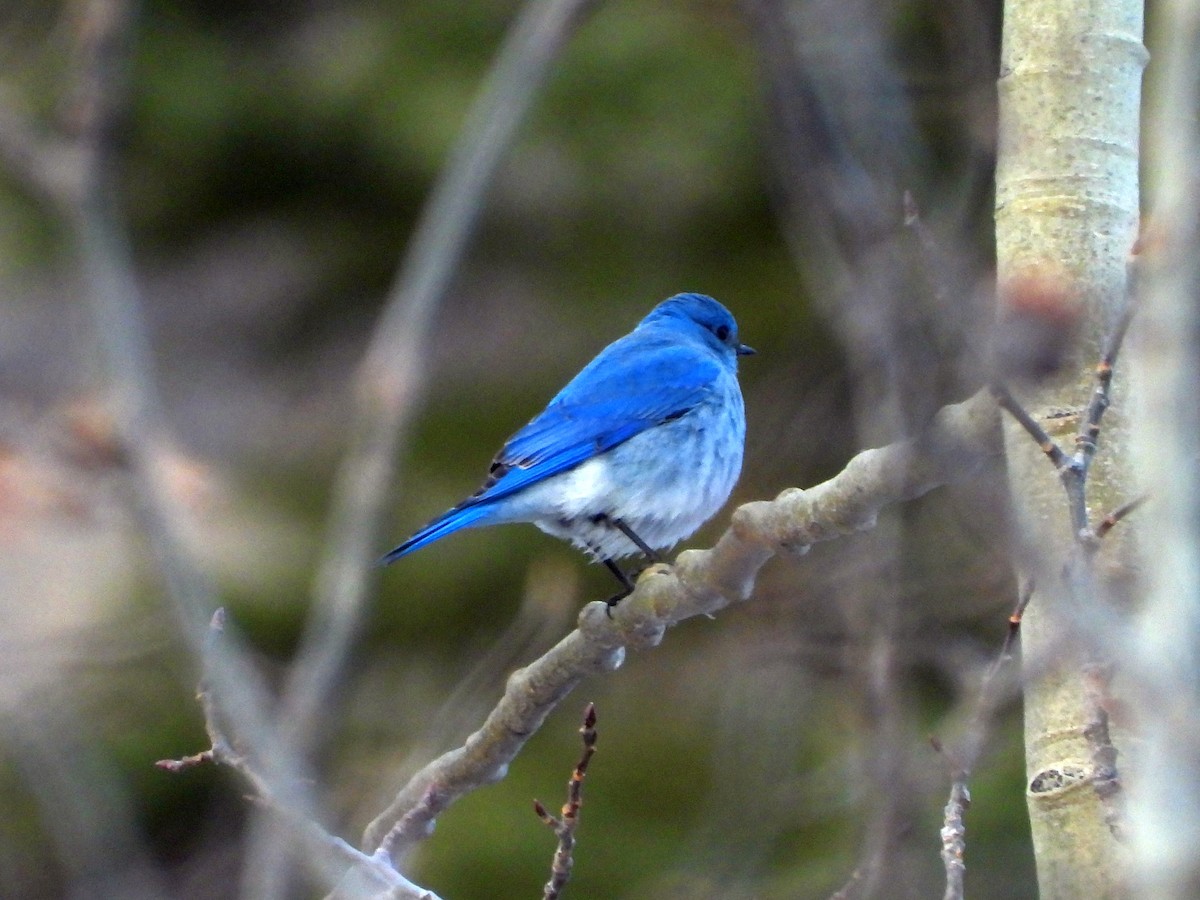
[382,293,753,603]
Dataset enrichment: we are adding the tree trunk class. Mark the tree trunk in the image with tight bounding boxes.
[994,0,1146,896]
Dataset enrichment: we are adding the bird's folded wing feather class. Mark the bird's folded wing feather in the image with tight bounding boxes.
[468,339,720,506]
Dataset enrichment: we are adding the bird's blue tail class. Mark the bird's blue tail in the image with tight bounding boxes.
[379,502,493,566]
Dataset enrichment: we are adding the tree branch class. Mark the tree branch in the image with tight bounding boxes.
[362,389,1002,859]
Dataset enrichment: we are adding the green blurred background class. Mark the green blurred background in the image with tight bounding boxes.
[0,0,1032,897]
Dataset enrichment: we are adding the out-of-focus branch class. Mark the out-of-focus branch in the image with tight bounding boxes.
[0,93,83,205]
[158,613,444,900]
[236,3,599,896]
[250,4,600,895]
[361,389,1002,859]
[1129,0,1200,891]
[934,585,1030,900]
[277,0,601,761]
[0,1,327,881]
[48,1,297,780]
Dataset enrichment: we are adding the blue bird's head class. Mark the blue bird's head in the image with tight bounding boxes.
[642,293,755,358]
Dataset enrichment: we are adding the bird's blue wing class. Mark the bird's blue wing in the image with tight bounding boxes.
[475,336,721,504]
[380,334,720,565]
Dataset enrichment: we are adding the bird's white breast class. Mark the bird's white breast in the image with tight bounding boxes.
[499,373,745,560]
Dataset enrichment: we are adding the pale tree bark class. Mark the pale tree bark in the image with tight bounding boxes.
[995,0,1146,897]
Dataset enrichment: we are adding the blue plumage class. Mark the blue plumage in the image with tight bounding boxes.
[382,293,752,600]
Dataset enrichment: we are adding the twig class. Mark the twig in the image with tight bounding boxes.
[159,611,444,899]
[361,390,1003,857]
[938,770,969,900]
[971,586,1031,736]
[989,383,1069,470]
[153,749,213,773]
[154,609,228,775]
[995,250,1139,525]
[1073,299,1135,476]
[1092,493,1148,539]
[994,278,1140,538]
[533,703,598,900]
[1057,288,1137,532]
[933,585,1031,900]
[154,609,272,796]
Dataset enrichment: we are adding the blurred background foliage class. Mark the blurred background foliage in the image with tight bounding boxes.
[0,0,1033,897]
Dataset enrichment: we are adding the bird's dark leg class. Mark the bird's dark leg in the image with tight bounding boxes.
[602,558,635,612]
[594,517,661,612]
[609,518,662,563]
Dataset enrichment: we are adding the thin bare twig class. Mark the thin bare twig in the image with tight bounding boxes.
[155,609,277,798]
[159,611,443,900]
[1092,493,1149,539]
[996,246,1139,530]
[155,609,227,771]
[1073,299,1135,476]
[989,383,1069,470]
[533,703,598,900]
[933,585,1031,900]
[970,586,1031,742]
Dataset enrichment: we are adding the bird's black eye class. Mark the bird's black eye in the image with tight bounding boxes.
[715,324,730,341]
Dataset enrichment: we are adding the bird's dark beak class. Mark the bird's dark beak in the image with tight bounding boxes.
[737,343,756,356]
